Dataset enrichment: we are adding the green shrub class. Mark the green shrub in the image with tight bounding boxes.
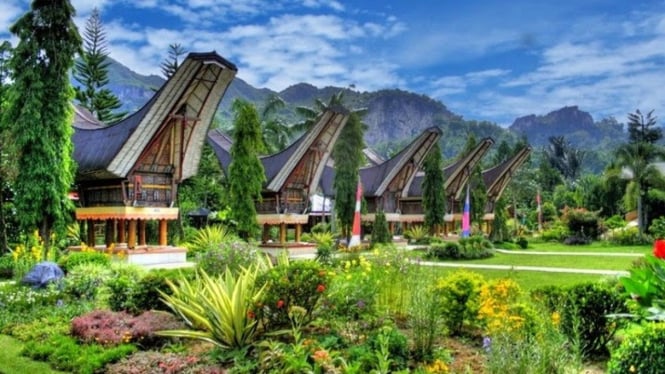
[434,270,486,336]
[533,282,627,358]
[63,263,113,301]
[105,263,146,314]
[22,333,136,374]
[607,322,665,374]
[650,217,665,240]
[58,251,110,273]
[132,268,197,313]
[608,227,651,245]
[515,236,528,249]
[604,215,626,230]
[427,237,493,260]
[196,238,258,276]
[0,253,13,279]
[256,260,329,330]
[564,209,601,240]
[427,242,460,260]
[540,221,569,242]
[404,225,427,244]
[371,211,392,245]
[185,224,234,257]
[310,222,331,234]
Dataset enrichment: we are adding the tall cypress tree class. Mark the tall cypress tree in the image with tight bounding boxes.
[74,7,125,124]
[333,111,366,240]
[4,0,82,251]
[227,100,265,240]
[0,41,13,253]
[422,141,445,235]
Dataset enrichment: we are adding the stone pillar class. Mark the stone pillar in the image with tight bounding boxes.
[158,219,168,246]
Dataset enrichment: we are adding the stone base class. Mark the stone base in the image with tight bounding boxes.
[124,247,187,266]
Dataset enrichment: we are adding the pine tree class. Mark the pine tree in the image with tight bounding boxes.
[161,43,187,79]
[422,141,445,235]
[73,7,125,124]
[227,100,265,240]
[3,0,82,251]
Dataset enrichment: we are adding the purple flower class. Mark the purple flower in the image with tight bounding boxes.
[56,299,64,307]
[356,300,366,309]
[482,336,491,352]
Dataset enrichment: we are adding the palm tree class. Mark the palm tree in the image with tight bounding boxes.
[260,94,293,153]
[294,90,367,134]
[617,110,665,237]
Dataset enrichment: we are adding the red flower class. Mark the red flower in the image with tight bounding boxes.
[247,310,255,319]
[654,240,665,259]
[316,284,326,293]
[276,300,285,309]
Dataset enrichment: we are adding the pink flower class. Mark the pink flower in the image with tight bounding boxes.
[316,284,326,293]
[276,300,285,309]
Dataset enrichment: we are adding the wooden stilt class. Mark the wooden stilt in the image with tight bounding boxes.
[128,220,137,249]
[262,224,271,243]
[87,219,95,246]
[279,223,286,244]
[117,220,126,244]
[139,220,147,246]
[295,224,302,243]
[105,219,114,247]
[158,220,167,246]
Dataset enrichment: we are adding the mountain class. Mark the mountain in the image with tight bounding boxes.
[509,106,625,149]
[102,58,627,171]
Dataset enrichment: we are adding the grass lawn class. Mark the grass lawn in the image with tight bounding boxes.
[522,241,652,254]
[0,335,66,374]
[455,251,639,270]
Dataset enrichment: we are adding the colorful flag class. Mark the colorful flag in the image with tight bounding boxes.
[348,181,363,247]
[461,184,470,238]
[536,191,543,231]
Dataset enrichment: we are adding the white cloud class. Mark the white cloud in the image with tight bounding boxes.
[0,1,23,37]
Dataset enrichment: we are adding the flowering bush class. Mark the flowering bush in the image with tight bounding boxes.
[323,255,378,320]
[434,270,486,336]
[11,230,55,280]
[58,245,111,273]
[256,259,329,329]
[195,238,258,276]
[105,351,224,374]
[0,282,63,313]
[63,263,113,301]
[71,309,184,347]
[607,322,665,374]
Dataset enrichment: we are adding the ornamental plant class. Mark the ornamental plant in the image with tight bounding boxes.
[158,266,266,350]
[256,259,329,329]
[621,254,665,318]
[434,270,486,336]
[607,322,665,374]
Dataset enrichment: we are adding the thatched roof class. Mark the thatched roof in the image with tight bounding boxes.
[482,146,532,209]
[208,106,350,194]
[73,52,237,181]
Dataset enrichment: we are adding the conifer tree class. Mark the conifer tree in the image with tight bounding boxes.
[0,41,13,253]
[423,141,445,235]
[74,7,125,124]
[227,100,265,240]
[3,0,82,251]
[333,111,366,240]
[161,43,187,79]
[371,210,391,244]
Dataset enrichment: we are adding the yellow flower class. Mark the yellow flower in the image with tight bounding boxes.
[551,311,561,326]
[630,365,636,372]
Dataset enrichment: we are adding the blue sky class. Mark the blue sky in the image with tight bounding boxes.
[2,0,665,126]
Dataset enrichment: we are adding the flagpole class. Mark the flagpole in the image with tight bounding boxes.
[537,189,543,232]
[462,183,471,238]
